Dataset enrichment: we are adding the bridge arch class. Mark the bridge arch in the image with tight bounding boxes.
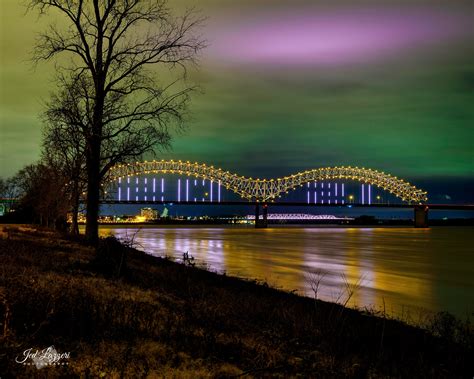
[107,160,427,203]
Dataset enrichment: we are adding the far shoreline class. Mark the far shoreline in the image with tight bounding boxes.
[87,218,474,227]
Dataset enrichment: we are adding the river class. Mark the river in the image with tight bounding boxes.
[99,225,474,319]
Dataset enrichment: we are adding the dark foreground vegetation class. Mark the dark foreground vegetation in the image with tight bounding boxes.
[0,226,472,378]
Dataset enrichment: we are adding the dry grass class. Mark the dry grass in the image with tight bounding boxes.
[0,225,472,378]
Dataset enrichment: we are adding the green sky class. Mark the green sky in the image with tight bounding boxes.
[0,0,473,183]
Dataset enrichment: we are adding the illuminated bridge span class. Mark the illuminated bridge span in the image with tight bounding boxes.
[107,160,427,204]
[247,214,353,221]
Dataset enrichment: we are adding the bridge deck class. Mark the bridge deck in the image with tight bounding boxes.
[99,200,474,211]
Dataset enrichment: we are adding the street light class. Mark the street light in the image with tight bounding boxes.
[376,195,381,203]
[349,195,354,203]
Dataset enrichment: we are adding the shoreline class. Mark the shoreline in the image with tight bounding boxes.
[91,220,474,227]
[1,225,472,377]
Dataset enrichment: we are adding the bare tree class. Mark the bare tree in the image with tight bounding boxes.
[0,177,22,212]
[0,178,9,213]
[42,84,87,235]
[29,0,205,243]
[0,178,6,202]
[14,163,70,228]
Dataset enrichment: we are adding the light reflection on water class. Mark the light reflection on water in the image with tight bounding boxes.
[99,226,474,318]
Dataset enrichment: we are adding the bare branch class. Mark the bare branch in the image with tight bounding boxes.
[29,0,205,242]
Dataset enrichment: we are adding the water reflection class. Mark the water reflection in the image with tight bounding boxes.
[99,226,474,318]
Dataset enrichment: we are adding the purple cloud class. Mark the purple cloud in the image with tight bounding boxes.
[207,7,471,67]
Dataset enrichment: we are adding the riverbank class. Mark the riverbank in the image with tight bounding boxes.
[0,225,472,377]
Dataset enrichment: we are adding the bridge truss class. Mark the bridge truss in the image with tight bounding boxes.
[107,160,428,204]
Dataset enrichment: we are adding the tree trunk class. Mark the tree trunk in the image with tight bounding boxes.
[85,136,101,244]
[86,62,105,245]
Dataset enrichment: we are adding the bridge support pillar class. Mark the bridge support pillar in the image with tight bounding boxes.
[255,204,260,228]
[414,205,429,228]
[262,203,268,228]
[255,203,268,228]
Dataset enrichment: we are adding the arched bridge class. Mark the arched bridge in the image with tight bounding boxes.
[107,160,427,204]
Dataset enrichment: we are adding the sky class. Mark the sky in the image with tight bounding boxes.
[0,0,473,201]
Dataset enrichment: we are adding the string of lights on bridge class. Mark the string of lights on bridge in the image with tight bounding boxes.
[247,214,354,220]
[106,160,428,204]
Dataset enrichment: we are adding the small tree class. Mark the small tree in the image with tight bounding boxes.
[0,177,22,212]
[0,178,8,214]
[0,178,5,198]
[14,163,70,228]
[29,0,205,243]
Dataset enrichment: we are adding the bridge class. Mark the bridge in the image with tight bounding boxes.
[103,160,439,227]
[107,160,428,203]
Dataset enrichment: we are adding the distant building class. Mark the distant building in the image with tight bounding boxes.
[140,207,159,221]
